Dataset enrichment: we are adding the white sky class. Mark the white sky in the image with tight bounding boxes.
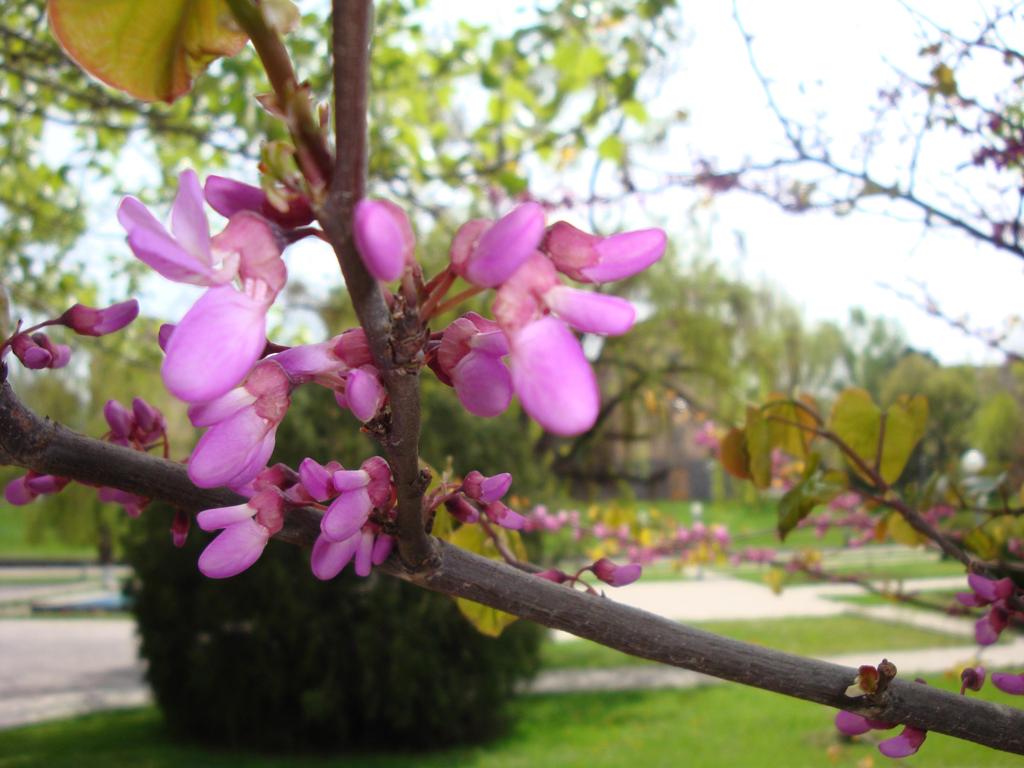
[65,1,1024,365]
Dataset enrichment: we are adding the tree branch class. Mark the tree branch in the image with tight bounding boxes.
[1,380,1023,755]
[228,0,433,569]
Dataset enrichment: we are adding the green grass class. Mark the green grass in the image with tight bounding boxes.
[3,675,1021,767]
[540,614,969,671]
[0,509,95,561]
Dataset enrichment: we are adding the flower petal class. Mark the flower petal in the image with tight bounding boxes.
[345,366,386,422]
[453,351,513,418]
[170,170,212,265]
[354,529,375,577]
[877,726,927,759]
[204,175,266,219]
[310,532,360,580]
[198,518,270,579]
[321,487,372,542]
[353,199,413,281]
[509,317,599,436]
[188,407,272,488]
[214,211,287,294]
[162,286,267,403]
[4,477,36,505]
[543,286,636,335]
[834,711,873,736]
[991,672,1024,695]
[197,503,256,531]
[121,199,218,285]
[464,202,545,287]
[582,228,666,283]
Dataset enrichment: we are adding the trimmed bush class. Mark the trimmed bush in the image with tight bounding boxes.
[126,505,541,750]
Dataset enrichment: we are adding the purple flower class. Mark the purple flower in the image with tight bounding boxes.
[334,365,386,422]
[119,170,287,404]
[485,500,527,530]
[204,175,315,229]
[508,316,599,435]
[436,313,512,418]
[878,726,927,759]
[8,332,69,370]
[591,557,643,587]
[541,221,666,283]
[196,488,285,579]
[991,671,1024,694]
[462,470,512,503]
[450,202,546,287]
[4,472,70,505]
[187,359,292,490]
[61,299,139,336]
[320,457,393,542]
[353,199,415,281]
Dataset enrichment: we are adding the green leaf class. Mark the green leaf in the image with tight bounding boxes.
[448,523,523,637]
[745,407,773,489]
[598,135,625,162]
[48,0,248,102]
[778,454,825,539]
[829,388,928,486]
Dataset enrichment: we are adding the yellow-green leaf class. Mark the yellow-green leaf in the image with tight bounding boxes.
[829,388,928,485]
[719,427,750,480]
[883,513,928,547]
[448,523,524,637]
[48,0,248,103]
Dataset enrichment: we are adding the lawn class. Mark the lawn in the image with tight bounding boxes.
[540,613,969,670]
[0,509,95,562]
[3,675,1021,768]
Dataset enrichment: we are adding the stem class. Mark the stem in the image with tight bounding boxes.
[426,285,486,319]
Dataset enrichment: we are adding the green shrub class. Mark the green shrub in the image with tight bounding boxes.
[126,504,541,751]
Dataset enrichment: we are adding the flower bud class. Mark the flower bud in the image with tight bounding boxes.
[61,299,139,336]
[353,199,414,281]
[591,557,642,587]
[10,333,52,369]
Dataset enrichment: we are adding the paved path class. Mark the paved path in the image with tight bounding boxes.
[0,618,149,730]
[0,567,1013,730]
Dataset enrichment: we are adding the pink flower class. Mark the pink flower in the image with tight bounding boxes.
[8,333,70,370]
[436,313,512,418]
[353,199,415,281]
[60,300,139,337]
[340,365,386,422]
[320,457,393,542]
[4,472,70,505]
[196,488,285,578]
[450,202,546,287]
[834,711,892,736]
[119,170,287,403]
[991,671,1024,694]
[591,557,643,587]
[541,221,666,283]
[508,316,599,435]
[484,501,527,530]
[187,359,292,490]
[204,175,314,229]
[462,470,512,503]
[878,726,927,759]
